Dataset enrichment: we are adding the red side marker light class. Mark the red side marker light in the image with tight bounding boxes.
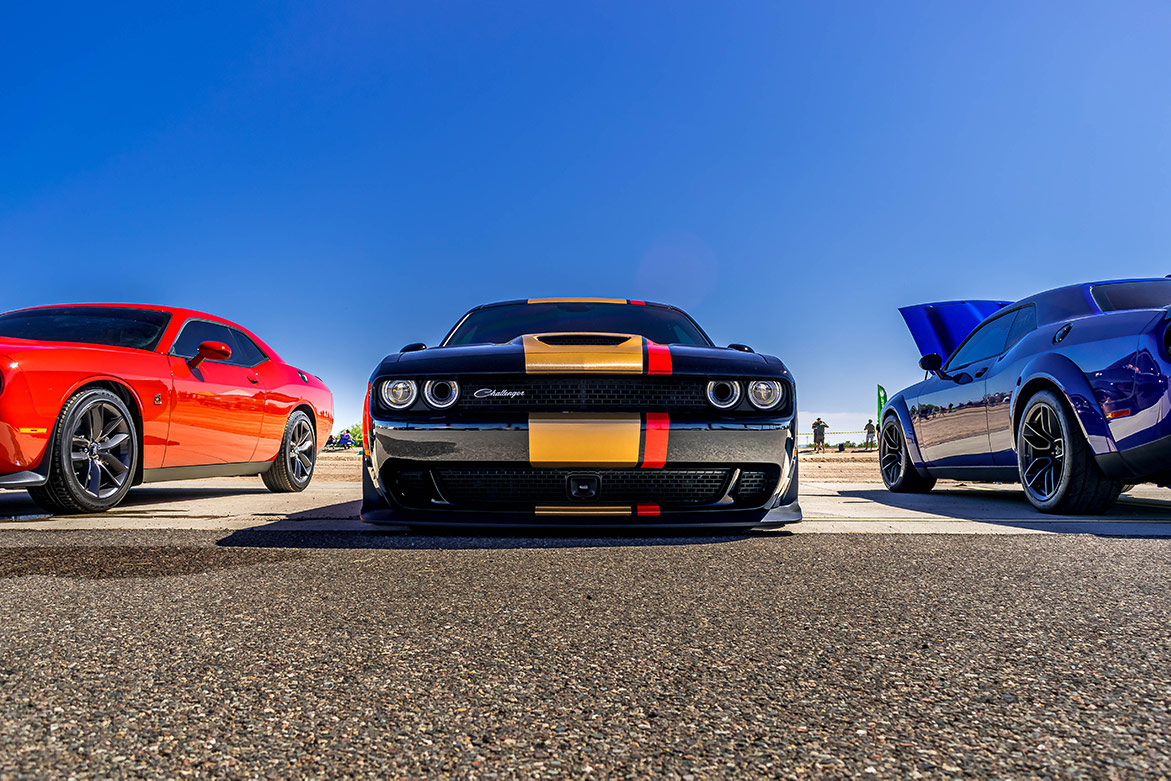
[1105,409,1131,419]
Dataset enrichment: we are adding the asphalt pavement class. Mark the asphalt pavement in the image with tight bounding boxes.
[1,481,1169,777]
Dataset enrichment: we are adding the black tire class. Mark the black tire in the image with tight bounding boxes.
[27,388,138,514]
[1016,390,1122,514]
[262,410,316,493]
[879,416,936,493]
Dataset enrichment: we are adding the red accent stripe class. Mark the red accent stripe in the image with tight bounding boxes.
[629,300,646,305]
[637,504,660,515]
[641,413,669,469]
[646,342,672,375]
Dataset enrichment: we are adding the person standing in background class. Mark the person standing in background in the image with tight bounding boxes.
[812,417,829,453]
[864,419,876,450]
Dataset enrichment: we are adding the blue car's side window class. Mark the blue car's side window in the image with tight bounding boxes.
[946,311,1017,370]
[1005,305,1037,352]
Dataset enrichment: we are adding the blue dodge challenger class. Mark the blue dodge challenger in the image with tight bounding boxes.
[882,278,1171,513]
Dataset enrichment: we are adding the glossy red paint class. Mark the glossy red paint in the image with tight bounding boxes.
[0,303,334,479]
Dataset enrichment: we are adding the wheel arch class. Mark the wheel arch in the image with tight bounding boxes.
[1010,353,1116,459]
[65,379,147,487]
[881,393,929,474]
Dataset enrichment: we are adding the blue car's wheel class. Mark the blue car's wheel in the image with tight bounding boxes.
[1017,390,1121,514]
[879,417,935,493]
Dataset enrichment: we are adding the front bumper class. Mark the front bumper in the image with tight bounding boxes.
[362,415,800,528]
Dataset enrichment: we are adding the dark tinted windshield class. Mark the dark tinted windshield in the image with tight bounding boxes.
[1092,281,1171,312]
[444,302,711,346]
[0,306,171,350]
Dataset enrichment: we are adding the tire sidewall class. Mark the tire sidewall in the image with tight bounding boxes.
[1016,390,1074,512]
[56,389,138,511]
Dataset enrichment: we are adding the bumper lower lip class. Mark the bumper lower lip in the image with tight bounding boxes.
[361,500,803,529]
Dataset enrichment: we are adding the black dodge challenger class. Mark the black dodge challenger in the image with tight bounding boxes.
[360,298,800,529]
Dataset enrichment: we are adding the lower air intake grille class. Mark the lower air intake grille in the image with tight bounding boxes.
[733,470,770,500]
[432,468,731,507]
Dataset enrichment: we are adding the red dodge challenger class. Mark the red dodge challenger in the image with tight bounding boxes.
[0,303,334,513]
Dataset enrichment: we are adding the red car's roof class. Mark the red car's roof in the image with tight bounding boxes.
[2,303,282,360]
[10,302,236,325]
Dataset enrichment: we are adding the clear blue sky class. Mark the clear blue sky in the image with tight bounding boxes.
[3,2,1170,433]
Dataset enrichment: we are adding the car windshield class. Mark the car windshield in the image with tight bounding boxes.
[0,306,172,350]
[1092,281,1171,312]
[444,302,712,346]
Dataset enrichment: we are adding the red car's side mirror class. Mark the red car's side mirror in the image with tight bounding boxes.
[188,340,232,369]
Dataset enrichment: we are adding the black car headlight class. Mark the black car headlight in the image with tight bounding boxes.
[381,379,418,410]
[423,379,460,409]
[747,379,784,410]
[706,380,742,409]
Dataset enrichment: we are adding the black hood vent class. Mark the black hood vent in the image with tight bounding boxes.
[535,334,632,346]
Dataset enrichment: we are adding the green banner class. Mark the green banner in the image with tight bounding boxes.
[877,384,887,419]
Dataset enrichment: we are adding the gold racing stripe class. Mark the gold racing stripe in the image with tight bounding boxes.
[534,505,632,516]
[528,413,642,468]
[527,298,628,304]
[522,333,644,374]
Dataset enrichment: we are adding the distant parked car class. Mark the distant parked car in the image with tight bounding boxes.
[881,278,1171,513]
[0,304,334,513]
[360,297,800,530]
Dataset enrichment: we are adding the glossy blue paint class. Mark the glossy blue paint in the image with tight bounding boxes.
[898,300,1011,361]
[890,278,1171,484]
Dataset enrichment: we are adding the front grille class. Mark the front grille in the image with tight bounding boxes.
[536,335,630,346]
[433,468,731,507]
[461,376,708,412]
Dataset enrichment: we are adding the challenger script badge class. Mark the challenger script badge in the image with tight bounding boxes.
[474,388,526,399]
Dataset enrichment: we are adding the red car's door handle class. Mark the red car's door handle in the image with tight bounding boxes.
[247,376,260,384]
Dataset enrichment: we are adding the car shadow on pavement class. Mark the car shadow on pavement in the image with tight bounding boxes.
[217,501,788,549]
[837,486,1171,537]
[216,528,780,550]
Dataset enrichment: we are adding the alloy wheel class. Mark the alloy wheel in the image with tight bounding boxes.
[287,418,315,482]
[880,423,903,485]
[1020,402,1065,502]
[69,401,133,499]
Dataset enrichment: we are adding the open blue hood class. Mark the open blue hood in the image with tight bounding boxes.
[899,300,1012,360]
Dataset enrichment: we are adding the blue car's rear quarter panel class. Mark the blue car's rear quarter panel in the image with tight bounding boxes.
[990,309,1171,480]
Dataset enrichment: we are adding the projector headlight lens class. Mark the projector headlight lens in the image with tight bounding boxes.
[381,379,418,410]
[423,379,460,409]
[706,380,742,409]
[747,379,783,410]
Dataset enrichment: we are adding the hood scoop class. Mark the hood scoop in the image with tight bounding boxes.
[522,332,645,374]
[535,334,632,347]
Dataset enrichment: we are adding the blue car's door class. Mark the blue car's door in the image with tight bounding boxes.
[911,309,1019,470]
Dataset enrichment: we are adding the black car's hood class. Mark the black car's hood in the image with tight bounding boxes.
[371,334,787,380]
